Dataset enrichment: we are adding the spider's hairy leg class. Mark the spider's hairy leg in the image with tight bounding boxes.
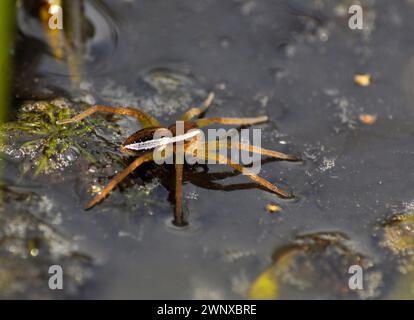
[174,163,186,226]
[196,152,292,198]
[195,115,268,128]
[211,141,300,161]
[56,105,160,128]
[180,92,215,121]
[85,153,153,209]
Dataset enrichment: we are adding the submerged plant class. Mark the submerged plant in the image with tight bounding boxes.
[249,232,382,300]
[0,98,100,175]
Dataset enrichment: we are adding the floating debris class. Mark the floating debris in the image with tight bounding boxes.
[319,157,336,172]
[266,203,281,214]
[359,114,377,125]
[354,74,371,87]
[249,232,382,299]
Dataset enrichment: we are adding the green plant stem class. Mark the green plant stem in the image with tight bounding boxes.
[0,0,14,124]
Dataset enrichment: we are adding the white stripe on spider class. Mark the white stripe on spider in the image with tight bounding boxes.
[124,129,202,151]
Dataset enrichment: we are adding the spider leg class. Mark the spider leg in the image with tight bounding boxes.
[85,153,153,209]
[196,152,292,198]
[210,141,300,161]
[174,163,186,226]
[57,105,160,128]
[195,115,268,128]
[180,92,215,121]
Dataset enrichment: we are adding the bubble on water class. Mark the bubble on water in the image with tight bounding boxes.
[185,191,199,200]
[316,26,330,42]
[279,43,297,58]
[63,147,80,163]
[219,36,232,49]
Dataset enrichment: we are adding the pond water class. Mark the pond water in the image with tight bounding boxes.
[3,0,414,299]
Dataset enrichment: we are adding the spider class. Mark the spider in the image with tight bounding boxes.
[57,93,300,226]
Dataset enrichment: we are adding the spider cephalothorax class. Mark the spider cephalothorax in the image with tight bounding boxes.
[57,93,300,226]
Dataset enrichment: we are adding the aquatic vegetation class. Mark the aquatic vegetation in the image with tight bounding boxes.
[380,213,414,268]
[0,0,14,124]
[249,232,382,299]
[373,212,414,299]
[380,212,414,299]
[0,98,100,175]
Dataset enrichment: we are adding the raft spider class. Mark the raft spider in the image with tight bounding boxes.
[57,93,300,226]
